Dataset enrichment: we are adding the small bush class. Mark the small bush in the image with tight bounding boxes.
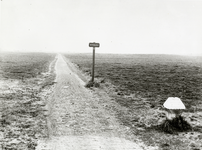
[94,82,100,88]
[85,81,94,88]
[161,115,192,134]
[85,80,100,88]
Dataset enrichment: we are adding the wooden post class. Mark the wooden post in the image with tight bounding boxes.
[92,47,95,82]
[89,42,100,83]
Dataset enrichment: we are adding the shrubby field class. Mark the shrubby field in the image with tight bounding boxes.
[65,53,202,149]
[64,54,202,109]
[0,53,55,79]
[0,53,56,149]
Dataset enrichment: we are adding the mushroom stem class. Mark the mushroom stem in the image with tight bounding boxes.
[171,109,182,117]
[166,111,175,120]
[166,109,182,120]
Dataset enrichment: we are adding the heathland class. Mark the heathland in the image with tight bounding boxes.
[0,52,56,149]
[64,53,202,149]
[1,52,202,149]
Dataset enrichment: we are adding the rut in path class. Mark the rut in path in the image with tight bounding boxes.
[36,54,157,150]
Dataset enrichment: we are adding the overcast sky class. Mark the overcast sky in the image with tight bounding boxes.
[0,0,202,55]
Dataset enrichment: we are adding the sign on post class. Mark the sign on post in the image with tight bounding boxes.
[89,42,100,48]
[89,42,100,82]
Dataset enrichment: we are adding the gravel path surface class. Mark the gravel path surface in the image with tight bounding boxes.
[36,54,157,150]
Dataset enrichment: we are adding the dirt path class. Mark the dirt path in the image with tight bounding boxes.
[36,54,157,150]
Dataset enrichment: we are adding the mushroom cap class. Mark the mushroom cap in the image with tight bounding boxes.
[163,97,186,109]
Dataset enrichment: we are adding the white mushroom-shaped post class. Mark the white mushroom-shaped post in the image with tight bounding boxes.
[163,97,186,120]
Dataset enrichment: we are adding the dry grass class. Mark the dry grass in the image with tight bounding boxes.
[160,116,192,134]
[0,53,56,150]
[64,53,202,149]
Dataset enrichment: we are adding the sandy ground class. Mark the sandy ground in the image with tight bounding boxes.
[36,54,158,150]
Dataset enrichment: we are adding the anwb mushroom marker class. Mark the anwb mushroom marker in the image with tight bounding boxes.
[163,97,186,120]
[161,97,192,133]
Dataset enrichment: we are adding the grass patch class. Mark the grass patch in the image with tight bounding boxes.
[0,52,56,149]
[0,52,55,80]
[64,53,202,149]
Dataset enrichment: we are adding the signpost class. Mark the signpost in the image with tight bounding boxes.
[89,42,100,82]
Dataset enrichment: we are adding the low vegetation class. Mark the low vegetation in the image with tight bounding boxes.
[65,53,202,149]
[0,52,56,150]
[0,53,54,79]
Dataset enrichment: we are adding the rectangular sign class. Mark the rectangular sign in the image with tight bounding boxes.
[89,43,100,47]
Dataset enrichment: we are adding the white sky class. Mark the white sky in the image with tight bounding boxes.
[0,0,202,55]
